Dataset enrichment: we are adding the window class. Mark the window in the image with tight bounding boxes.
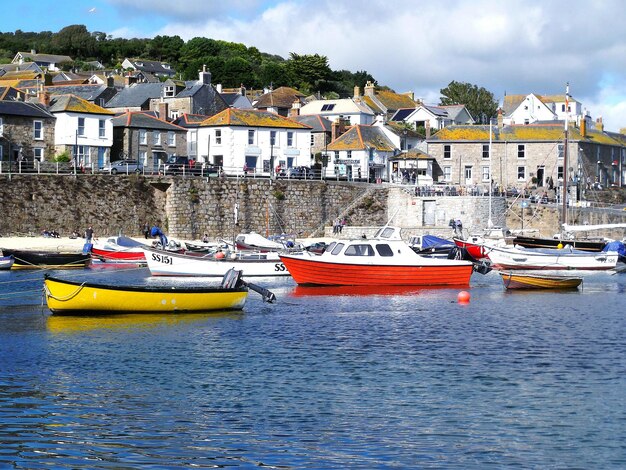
[77,117,85,137]
[482,166,490,182]
[344,244,375,256]
[330,243,344,255]
[0,117,3,135]
[139,129,147,145]
[517,144,525,159]
[248,130,255,145]
[76,145,88,164]
[376,244,394,257]
[557,144,564,159]
[321,104,335,111]
[270,130,277,146]
[33,120,43,140]
[517,166,526,180]
[139,150,147,166]
[443,166,452,181]
[164,85,175,97]
[99,119,106,138]
[443,144,451,159]
[347,150,352,159]
[153,131,161,145]
[170,110,180,120]
[464,166,472,180]
[287,131,293,147]
[34,148,43,161]
[482,144,490,159]
[310,134,315,146]
[557,166,564,180]
[215,130,222,145]
[168,131,175,147]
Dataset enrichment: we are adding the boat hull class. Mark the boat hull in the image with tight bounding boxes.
[487,246,619,270]
[2,249,90,269]
[499,271,583,289]
[279,254,473,286]
[143,247,290,277]
[513,235,606,252]
[91,247,146,262]
[44,276,248,314]
[0,255,14,270]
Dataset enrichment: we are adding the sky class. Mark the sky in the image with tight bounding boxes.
[3,0,626,132]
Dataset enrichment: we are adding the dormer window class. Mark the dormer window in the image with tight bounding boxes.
[164,85,175,97]
[162,64,170,69]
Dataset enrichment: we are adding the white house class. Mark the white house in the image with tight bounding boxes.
[46,93,114,168]
[11,50,72,72]
[392,104,474,133]
[299,98,375,126]
[196,108,312,174]
[503,93,584,125]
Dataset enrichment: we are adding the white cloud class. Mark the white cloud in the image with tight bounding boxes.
[111,0,626,131]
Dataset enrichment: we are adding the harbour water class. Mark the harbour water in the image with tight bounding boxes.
[1,267,625,468]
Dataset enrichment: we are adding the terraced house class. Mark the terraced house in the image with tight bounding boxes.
[426,114,626,197]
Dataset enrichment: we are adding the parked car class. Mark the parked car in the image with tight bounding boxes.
[100,159,142,174]
[163,156,219,176]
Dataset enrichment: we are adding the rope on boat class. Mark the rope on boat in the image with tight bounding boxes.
[43,281,87,302]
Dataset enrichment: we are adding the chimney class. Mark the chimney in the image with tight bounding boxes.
[39,89,50,107]
[497,108,503,131]
[216,83,222,93]
[353,85,360,99]
[332,118,341,141]
[199,64,211,85]
[30,49,36,55]
[580,118,586,137]
[425,120,431,139]
[596,116,604,132]
[125,74,137,87]
[158,102,169,121]
[288,99,301,117]
[364,80,375,97]
[106,76,114,88]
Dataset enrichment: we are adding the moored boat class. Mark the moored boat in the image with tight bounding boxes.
[486,244,619,270]
[143,246,290,277]
[512,235,606,252]
[43,269,249,314]
[90,235,149,264]
[279,226,473,286]
[1,248,90,269]
[0,255,15,270]
[499,271,583,290]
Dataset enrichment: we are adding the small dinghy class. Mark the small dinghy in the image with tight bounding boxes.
[499,271,583,290]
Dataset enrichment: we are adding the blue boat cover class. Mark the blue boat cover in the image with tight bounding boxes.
[603,240,626,257]
[421,235,455,249]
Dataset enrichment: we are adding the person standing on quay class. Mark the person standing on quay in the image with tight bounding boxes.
[85,225,94,244]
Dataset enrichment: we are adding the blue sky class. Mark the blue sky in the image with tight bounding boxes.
[3,0,626,132]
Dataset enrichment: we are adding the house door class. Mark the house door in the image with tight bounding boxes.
[423,200,436,225]
[536,166,545,187]
[464,166,473,186]
[97,147,106,169]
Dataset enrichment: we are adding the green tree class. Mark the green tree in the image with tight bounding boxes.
[50,24,96,57]
[286,53,332,92]
[439,80,498,123]
[145,35,184,63]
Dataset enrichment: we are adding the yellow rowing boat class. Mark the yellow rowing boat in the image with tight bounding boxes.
[499,271,583,290]
[44,271,248,315]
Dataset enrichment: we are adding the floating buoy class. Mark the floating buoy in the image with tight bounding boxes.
[557,243,563,249]
[457,291,470,303]
[215,251,225,259]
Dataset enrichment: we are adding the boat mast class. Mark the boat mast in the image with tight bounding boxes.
[561,82,570,228]
[488,118,493,228]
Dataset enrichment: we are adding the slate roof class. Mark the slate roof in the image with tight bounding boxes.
[104,83,163,108]
[30,84,109,101]
[15,52,73,64]
[327,125,395,151]
[290,114,332,132]
[112,111,187,131]
[48,94,115,115]
[440,104,472,121]
[172,113,210,128]
[221,92,244,106]
[0,100,54,118]
[0,86,25,101]
[428,122,623,146]
[253,87,305,109]
[125,58,175,76]
[200,108,310,129]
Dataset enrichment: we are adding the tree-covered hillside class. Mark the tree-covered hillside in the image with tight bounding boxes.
[0,24,376,97]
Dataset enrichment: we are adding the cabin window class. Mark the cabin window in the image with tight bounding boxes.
[517,144,525,159]
[376,244,394,257]
[344,244,374,256]
[330,243,344,255]
[379,227,395,238]
[443,145,451,159]
[482,144,489,159]
[324,242,337,253]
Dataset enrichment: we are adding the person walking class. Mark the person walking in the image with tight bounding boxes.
[143,222,150,239]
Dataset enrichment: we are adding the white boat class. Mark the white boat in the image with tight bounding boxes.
[0,255,14,270]
[143,246,290,277]
[485,244,619,270]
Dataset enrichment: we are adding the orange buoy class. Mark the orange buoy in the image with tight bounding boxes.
[457,291,470,303]
[215,251,225,259]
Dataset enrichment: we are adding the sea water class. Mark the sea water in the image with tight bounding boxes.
[0,267,625,468]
